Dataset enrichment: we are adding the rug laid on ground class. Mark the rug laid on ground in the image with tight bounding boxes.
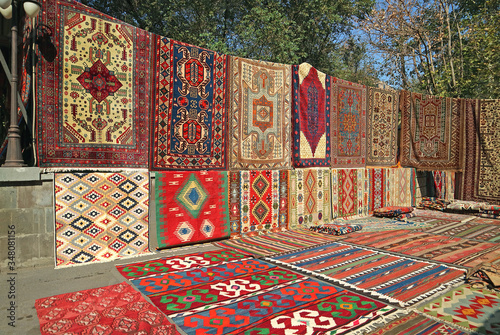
[228,56,291,169]
[309,223,362,235]
[155,171,230,248]
[214,229,339,257]
[229,170,288,238]
[366,87,399,166]
[459,99,500,205]
[37,0,154,168]
[291,63,331,167]
[269,242,465,307]
[150,38,227,170]
[55,172,149,267]
[289,168,331,229]
[417,283,500,334]
[333,168,369,219]
[413,209,476,222]
[134,258,400,335]
[363,311,467,334]
[420,219,500,242]
[35,282,179,335]
[116,248,249,279]
[400,91,462,170]
[335,216,433,232]
[331,78,366,168]
[341,230,500,268]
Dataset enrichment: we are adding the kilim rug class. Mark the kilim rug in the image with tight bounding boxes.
[433,170,456,200]
[37,0,154,168]
[331,78,367,168]
[420,219,500,242]
[228,56,291,169]
[213,229,340,257]
[413,208,476,222]
[368,168,389,212]
[341,230,500,268]
[134,258,400,335]
[363,311,467,335]
[333,168,369,219]
[366,87,399,166]
[387,168,416,207]
[155,171,230,248]
[335,216,433,232]
[458,99,500,205]
[291,63,331,167]
[35,282,179,335]
[116,248,249,279]
[150,38,227,170]
[289,168,331,229]
[418,284,500,334]
[55,172,149,267]
[400,91,462,170]
[229,170,288,238]
[269,242,465,307]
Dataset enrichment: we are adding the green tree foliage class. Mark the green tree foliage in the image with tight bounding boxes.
[79,0,378,86]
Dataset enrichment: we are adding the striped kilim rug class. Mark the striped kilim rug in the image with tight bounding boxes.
[341,230,500,268]
[335,216,434,232]
[130,258,400,335]
[213,229,340,257]
[413,209,475,222]
[269,242,465,307]
[116,248,249,279]
[420,219,500,242]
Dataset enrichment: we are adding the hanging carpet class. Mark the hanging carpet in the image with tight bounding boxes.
[150,38,227,170]
[228,56,291,169]
[155,171,230,248]
[333,168,369,219]
[37,0,154,168]
[269,242,465,307]
[291,63,331,167]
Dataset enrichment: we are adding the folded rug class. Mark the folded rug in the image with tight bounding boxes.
[309,223,362,235]
[373,206,413,218]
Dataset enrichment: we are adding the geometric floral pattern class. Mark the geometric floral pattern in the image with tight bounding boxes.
[331,78,366,168]
[418,284,500,334]
[289,168,331,229]
[366,87,399,166]
[229,170,287,237]
[228,57,291,170]
[35,282,179,335]
[55,172,149,267]
[400,91,462,170]
[333,168,369,219]
[155,171,230,248]
[37,0,154,167]
[292,63,331,167]
[150,38,227,170]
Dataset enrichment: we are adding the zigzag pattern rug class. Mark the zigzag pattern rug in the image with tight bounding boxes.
[289,168,331,229]
[150,38,227,170]
[331,78,366,168]
[333,168,369,219]
[292,63,331,167]
[155,171,230,248]
[269,242,465,307]
[116,248,249,279]
[55,172,149,267]
[37,0,154,168]
[214,229,339,257]
[366,87,399,166]
[130,258,400,335]
[341,230,500,268]
[228,57,291,169]
[35,282,179,334]
[417,284,500,334]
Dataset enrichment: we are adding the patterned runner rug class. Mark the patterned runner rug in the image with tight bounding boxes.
[213,229,340,257]
[228,57,291,169]
[363,311,467,334]
[116,248,249,279]
[155,171,230,248]
[417,284,500,334]
[269,242,465,307]
[150,38,227,170]
[55,172,149,267]
[335,216,434,232]
[366,87,399,166]
[420,219,500,242]
[341,230,500,268]
[35,282,179,334]
[333,168,370,219]
[37,0,154,168]
[292,63,331,167]
[400,91,462,170]
[131,258,400,335]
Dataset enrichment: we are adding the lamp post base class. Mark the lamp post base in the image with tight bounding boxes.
[2,124,26,167]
